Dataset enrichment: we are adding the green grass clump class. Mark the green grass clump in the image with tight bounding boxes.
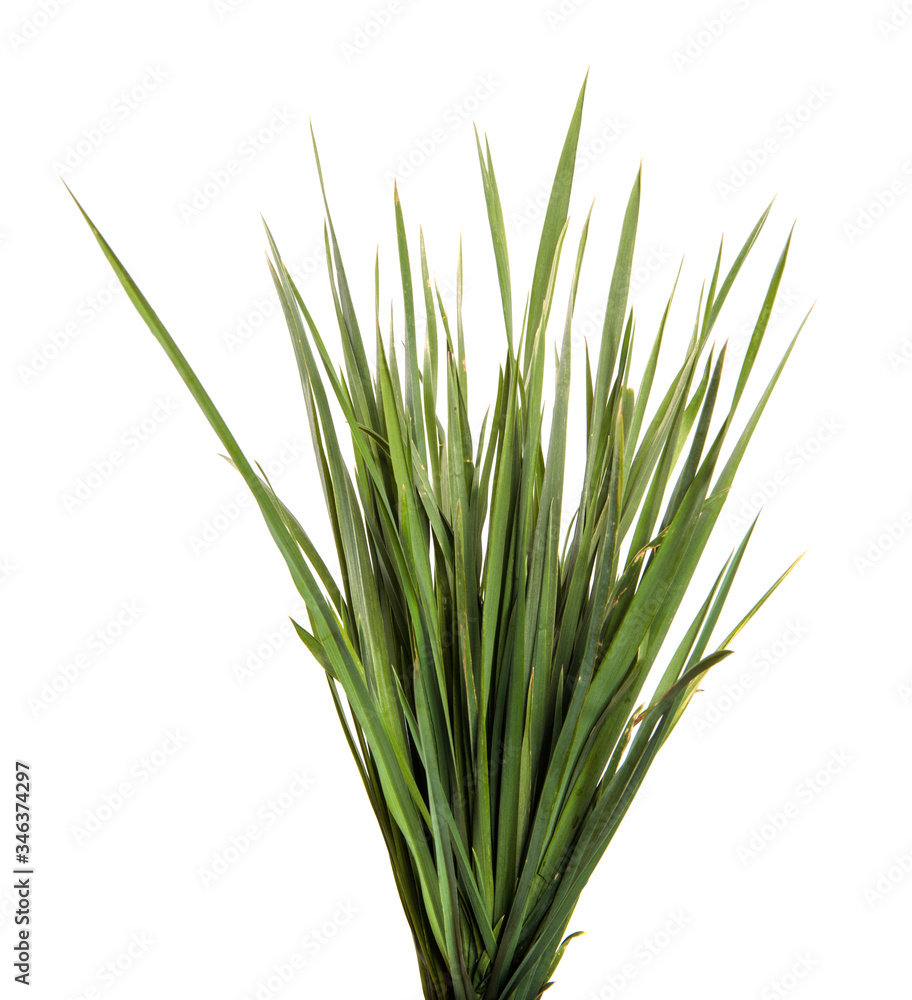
[68,75,807,1000]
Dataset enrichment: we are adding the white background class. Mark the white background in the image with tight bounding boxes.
[3,1,912,998]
